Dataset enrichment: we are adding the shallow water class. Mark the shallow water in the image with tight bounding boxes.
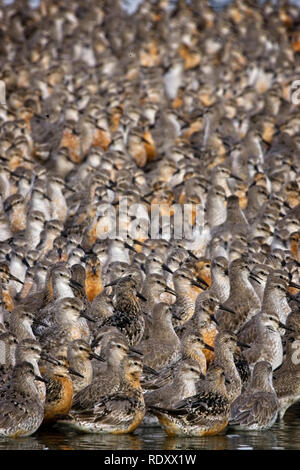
[1,0,300,453]
[1,403,300,450]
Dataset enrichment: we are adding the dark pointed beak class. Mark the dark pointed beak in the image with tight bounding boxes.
[249,274,261,284]
[40,352,61,366]
[80,311,96,322]
[22,257,31,268]
[187,250,198,260]
[104,280,116,288]
[204,343,214,352]
[191,279,206,289]
[133,239,145,247]
[130,347,143,355]
[44,194,52,201]
[196,276,209,288]
[162,264,174,274]
[68,368,84,378]
[35,375,49,384]
[237,341,251,349]
[89,352,105,362]
[219,304,236,315]
[58,248,63,259]
[141,196,151,205]
[91,338,99,349]
[278,321,294,332]
[9,274,24,285]
[164,286,177,296]
[70,279,83,289]
[136,292,147,302]
[104,274,133,288]
[283,201,292,210]
[92,266,97,276]
[144,189,155,198]
[124,242,138,253]
[230,173,244,182]
[289,282,300,290]
[210,314,219,326]
[108,179,116,187]
[97,125,107,132]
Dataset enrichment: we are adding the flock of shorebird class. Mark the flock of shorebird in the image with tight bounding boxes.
[0,0,300,439]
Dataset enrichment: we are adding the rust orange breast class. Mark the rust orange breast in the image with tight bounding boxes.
[44,376,73,422]
[200,327,217,366]
[290,239,299,261]
[93,129,111,151]
[143,130,157,162]
[61,130,81,163]
[3,290,14,312]
[85,274,103,302]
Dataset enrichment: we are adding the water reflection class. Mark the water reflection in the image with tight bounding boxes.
[0,404,300,450]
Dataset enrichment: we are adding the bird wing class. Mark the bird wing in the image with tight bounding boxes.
[99,311,127,331]
[173,392,213,412]
[230,392,278,427]
[72,394,140,428]
[72,376,119,410]
[72,381,102,410]
[237,315,259,344]
[45,377,63,405]
[273,371,300,397]
[0,397,29,428]
[143,345,180,371]
[152,392,226,419]
[142,362,178,390]
[234,352,251,385]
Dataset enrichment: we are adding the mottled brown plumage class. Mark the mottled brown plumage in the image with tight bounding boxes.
[98,277,145,346]
[150,365,230,437]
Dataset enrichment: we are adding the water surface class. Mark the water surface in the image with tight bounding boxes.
[1,404,300,450]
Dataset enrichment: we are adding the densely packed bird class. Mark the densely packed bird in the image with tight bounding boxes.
[0,0,300,438]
